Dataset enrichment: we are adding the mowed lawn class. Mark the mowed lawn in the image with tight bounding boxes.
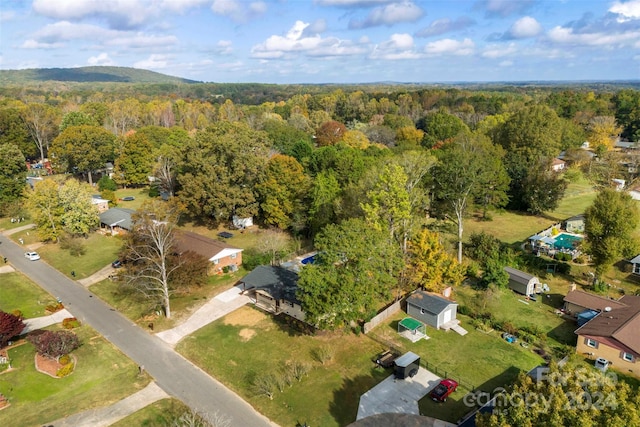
[0,272,57,318]
[0,325,150,427]
[368,312,543,423]
[177,306,389,427]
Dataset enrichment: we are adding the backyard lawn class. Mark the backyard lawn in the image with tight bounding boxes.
[368,311,544,423]
[0,272,57,318]
[177,305,389,427]
[0,325,150,427]
[111,398,188,427]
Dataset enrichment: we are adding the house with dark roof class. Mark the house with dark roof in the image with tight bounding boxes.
[563,286,627,317]
[174,230,242,275]
[575,295,640,377]
[629,254,640,275]
[563,214,585,234]
[504,266,541,296]
[99,208,135,234]
[406,290,458,330]
[240,265,305,321]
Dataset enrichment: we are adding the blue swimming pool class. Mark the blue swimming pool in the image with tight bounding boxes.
[301,254,317,265]
[553,233,583,250]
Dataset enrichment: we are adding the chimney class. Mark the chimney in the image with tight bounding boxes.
[570,283,577,292]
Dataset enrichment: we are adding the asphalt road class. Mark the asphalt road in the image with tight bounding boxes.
[0,234,275,427]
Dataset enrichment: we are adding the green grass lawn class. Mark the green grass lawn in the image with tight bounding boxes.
[89,269,245,330]
[36,233,123,279]
[0,325,150,427]
[0,272,57,318]
[368,311,544,423]
[111,398,189,427]
[177,305,389,427]
[113,188,152,210]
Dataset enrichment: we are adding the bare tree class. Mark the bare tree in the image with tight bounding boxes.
[257,229,292,265]
[153,147,180,198]
[122,200,184,319]
[21,103,58,161]
[172,408,231,427]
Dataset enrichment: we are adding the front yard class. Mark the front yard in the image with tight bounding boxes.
[177,305,389,427]
[0,272,57,318]
[0,325,150,427]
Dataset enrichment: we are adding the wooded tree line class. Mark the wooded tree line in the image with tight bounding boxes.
[1,86,639,326]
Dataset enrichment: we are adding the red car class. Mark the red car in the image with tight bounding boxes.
[429,379,458,402]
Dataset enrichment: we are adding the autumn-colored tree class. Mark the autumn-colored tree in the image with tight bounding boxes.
[315,121,346,146]
[0,311,26,348]
[406,229,465,293]
[587,116,622,151]
[24,179,64,242]
[257,154,310,230]
[395,126,424,149]
[28,330,80,358]
[105,98,141,136]
[341,130,370,149]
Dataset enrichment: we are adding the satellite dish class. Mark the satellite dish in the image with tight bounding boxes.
[604,307,612,312]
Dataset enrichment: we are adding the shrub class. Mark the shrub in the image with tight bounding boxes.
[27,330,80,359]
[11,309,23,318]
[311,345,335,365]
[222,265,231,274]
[60,234,86,257]
[62,317,81,329]
[502,321,518,335]
[0,311,26,348]
[58,354,71,365]
[573,255,586,264]
[45,302,64,313]
[242,250,271,271]
[556,262,571,275]
[97,176,117,191]
[458,305,472,317]
[56,361,75,378]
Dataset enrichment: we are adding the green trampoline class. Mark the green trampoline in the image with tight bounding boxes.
[398,317,427,342]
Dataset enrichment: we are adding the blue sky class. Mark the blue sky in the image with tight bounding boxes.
[1,0,639,83]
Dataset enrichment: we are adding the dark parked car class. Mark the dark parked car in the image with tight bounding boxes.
[111,260,123,268]
[429,379,458,402]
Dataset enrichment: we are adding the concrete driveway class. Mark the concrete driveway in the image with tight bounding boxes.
[357,368,441,420]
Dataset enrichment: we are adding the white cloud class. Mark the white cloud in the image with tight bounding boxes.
[134,54,170,69]
[349,1,423,29]
[499,60,513,67]
[251,21,368,59]
[21,39,65,49]
[482,43,518,58]
[32,0,156,28]
[610,0,640,22]
[508,16,542,38]
[370,33,421,59]
[0,10,16,21]
[211,0,267,23]
[425,38,474,55]
[87,52,114,65]
[416,17,475,37]
[315,0,393,6]
[105,34,178,48]
[548,26,640,47]
[216,40,234,55]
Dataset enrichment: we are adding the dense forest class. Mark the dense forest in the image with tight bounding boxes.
[2,78,640,327]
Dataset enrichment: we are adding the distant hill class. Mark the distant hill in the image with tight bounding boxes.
[0,66,200,85]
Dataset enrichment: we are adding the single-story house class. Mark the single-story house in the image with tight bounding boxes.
[563,287,627,316]
[575,295,640,377]
[99,208,134,234]
[504,267,541,296]
[563,214,585,234]
[630,254,640,275]
[240,265,305,321]
[551,158,566,172]
[406,290,458,330]
[232,215,253,229]
[174,230,242,274]
[91,196,110,213]
[629,184,640,201]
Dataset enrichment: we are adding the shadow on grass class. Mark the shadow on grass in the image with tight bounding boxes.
[329,370,388,426]
[271,311,315,337]
[547,321,578,347]
[541,293,565,309]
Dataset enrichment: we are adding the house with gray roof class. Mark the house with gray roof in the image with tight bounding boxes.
[99,208,135,234]
[240,265,305,322]
[406,290,458,330]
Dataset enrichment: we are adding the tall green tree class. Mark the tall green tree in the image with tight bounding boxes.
[50,125,115,185]
[0,107,34,159]
[177,122,271,221]
[0,143,26,211]
[114,131,154,187]
[418,108,469,148]
[59,111,98,131]
[297,218,403,330]
[432,132,509,262]
[308,170,341,234]
[58,179,99,236]
[585,188,639,278]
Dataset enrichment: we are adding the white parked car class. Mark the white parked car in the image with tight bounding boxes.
[24,251,40,261]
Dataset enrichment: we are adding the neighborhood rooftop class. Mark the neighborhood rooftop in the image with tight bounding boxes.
[406,290,457,315]
[564,289,628,312]
[174,230,241,261]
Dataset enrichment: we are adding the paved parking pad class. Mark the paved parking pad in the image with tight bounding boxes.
[357,368,441,420]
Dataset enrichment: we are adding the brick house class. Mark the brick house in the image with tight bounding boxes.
[174,230,242,275]
[575,295,640,377]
